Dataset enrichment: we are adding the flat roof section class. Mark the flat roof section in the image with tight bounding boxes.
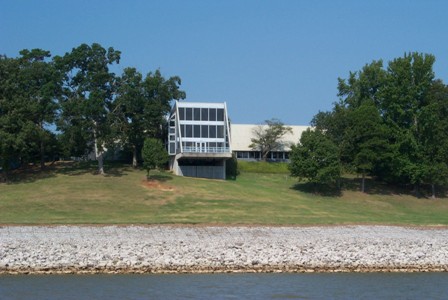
[230,124,309,151]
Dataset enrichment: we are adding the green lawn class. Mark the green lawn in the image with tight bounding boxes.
[0,162,447,225]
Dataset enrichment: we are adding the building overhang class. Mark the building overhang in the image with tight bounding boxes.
[175,152,232,161]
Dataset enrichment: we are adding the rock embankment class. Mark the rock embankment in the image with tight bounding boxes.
[1,226,447,274]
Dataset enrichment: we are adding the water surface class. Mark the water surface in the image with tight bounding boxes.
[1,273,447,299]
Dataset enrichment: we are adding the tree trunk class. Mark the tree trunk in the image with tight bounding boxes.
[39,123,45,170]
[40,137,45,170]
[93,123,105,175]
[132,146,138,168]
[361,172,365,193]
[431,184,436,199]
[94,138,105,175]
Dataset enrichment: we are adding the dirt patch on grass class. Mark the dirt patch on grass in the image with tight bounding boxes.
[141,180,174,192]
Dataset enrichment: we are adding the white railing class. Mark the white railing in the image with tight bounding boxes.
[183,146,230,153]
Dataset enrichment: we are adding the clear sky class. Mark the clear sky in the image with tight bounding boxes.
[1,0,448,125]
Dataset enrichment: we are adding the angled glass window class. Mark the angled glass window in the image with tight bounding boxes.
[217,125,224,138]
[201,108,208,121]
[194,125,201,138]
[180,125,185,137]
[217,109,224,121]
[186,108,193,120]
[201,125,208,138]
[209,125,216,138]
[186,125,193,137]
[194,108,201,121]
[209,108,216,121]
[178,107,185,120]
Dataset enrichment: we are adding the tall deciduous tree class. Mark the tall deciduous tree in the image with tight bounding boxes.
[55,43,121,175]
[0,55,23,178]
[17,49,60,169]
[249,119,292,161]
[342,102,390,192]
[113,68,185,168]
[419,80,448,198]
[0,50,60,176]
[380,53,435,187]
[289,129,341,191]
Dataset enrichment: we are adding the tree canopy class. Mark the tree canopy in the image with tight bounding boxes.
[0,43,185,179]
[307,52,448,197]
[249,119,292,161]
[289,128,341,190]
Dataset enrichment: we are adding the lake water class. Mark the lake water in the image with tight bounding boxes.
[1,273,447,299]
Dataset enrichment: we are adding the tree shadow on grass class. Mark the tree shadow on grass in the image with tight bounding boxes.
[340,177,396,196]
[146,172,173,182]
[0,161,133,184]
[1,165,57,184]
[290,176,447,199]
[290,182,342,197]
[340,177,440,198]
[53,161,97,176]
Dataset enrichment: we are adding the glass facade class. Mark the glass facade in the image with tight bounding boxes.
[169,103,230,155]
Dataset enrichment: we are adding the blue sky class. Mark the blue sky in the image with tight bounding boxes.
[1,0,448,125]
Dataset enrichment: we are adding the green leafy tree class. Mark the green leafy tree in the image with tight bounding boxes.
[289,129,341,191]
[0,50,60,176]
[418,80,448,198]
[343,102,390,192]
[249,118,292,161]
[225,153,239,180]
[142,138,169,176]
[113,68,185,168]
[379,53,435,187]
[0,55,23,178]
[17,49,61,169]
[55,43,121,175]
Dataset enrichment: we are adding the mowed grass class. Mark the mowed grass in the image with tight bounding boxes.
[0,162,447,225]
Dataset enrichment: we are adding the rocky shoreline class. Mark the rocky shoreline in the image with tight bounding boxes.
[1,225,447,274]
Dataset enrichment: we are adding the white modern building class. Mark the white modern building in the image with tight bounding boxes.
[168,101,232,179]
[168,101,310,179]
[230,124,309,161]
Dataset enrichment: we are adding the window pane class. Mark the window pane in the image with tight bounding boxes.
[209,126,216,138]
[181,125,185,137]
[178,108,185,120]
[169,127,175,134]
[169,135,175,141]
[209,108,216,121]
[194,125,201,137]
[217,109,224,121]
[186,108,192,120]
[169,143,175,154]
[194,108,201,121]
[186,125,192,137]
[201,125,208,138]
[217,125,224,138]
[201,108,208,121]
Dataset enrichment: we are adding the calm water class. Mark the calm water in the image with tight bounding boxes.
[1,273,447,300]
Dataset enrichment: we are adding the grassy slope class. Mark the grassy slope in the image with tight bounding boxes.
[0,163,447,225]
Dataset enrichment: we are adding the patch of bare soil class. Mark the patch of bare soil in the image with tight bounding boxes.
[141,179,174,192]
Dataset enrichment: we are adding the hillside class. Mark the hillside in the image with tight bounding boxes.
[0,162,447,225]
